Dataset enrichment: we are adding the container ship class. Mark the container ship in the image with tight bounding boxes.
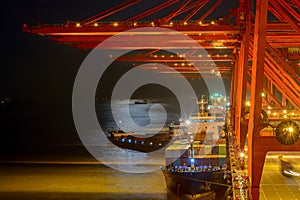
[161,96,230,199]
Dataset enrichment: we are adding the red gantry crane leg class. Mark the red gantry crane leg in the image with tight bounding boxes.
[247,0,268,199]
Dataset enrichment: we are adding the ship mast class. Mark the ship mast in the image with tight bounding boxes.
[197,95,208,117]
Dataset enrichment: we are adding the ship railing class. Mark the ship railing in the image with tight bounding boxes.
[166,165,225,173]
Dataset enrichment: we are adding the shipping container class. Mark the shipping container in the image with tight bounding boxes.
[218,144,226,155]
[212,146,219,155]
[204,145,212,155]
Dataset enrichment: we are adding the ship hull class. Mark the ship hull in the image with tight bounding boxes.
[162,169,228,199]
[108,136,171,153]
[107,130,172,153]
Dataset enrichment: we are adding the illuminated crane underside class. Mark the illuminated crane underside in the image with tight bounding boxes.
[24,0,300,199]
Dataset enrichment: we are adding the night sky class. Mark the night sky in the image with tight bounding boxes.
[0,0,236,155]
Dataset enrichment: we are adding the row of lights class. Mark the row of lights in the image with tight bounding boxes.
[75,20,217,28]
[151,54,229,58]
[246,101,298,117]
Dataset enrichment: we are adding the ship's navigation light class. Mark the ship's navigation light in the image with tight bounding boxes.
[121,138,125,142]
[141,141,144,145]
[191,158,195,163]
[128,139,132,143]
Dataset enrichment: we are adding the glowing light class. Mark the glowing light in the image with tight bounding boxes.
[198,21,202,25]
[246,101,250,106]
[186,120,191,125]
[94,22,98,27]
[239,152,245,158]
[181,63,185,66]
[169,22,173,26]
[76,23,81,27]
[150,142,153,145]
[283,115,287,119]
[211,21,215,25]
[291,112,295,116]
[288,127,294,133]
[133,22,137,26]
[283,110,287,114]
[191,158,195,163]
[273,112,277,116]
[268,106,271,109]
[151,22,155,26]
[183,21,188,25]
[267,110,271,114]
[174,63,178,66]
[113,22,118,27]
[261,92,265,97]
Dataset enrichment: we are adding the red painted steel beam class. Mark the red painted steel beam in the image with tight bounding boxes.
[25,22,300,36]
[198,0,223,22]
[268,4,286,22]
[247,0,268,199]
[246,79,284,109]
[248,47,300,110]
[125,0,179,22]
[291,0,300,10]
[269,0,300,33]
[184,1,207,22]
[230,55,239,129]
[263,89,283,108]
[81,0,142,26]
[161,0,192,23]
[265,42,300,85]
[277,0,300,22]
[264,56,300,108]
[264,51,300,95]
[116,55,234,62]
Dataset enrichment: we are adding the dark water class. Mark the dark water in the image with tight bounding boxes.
[0,99,190,200]
[0,99,222,199]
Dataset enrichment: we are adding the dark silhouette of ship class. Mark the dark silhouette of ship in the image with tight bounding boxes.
[161,95,231,199]
[107,128,173,153]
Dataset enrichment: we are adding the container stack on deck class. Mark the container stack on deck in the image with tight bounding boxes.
[165,139,227,168]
